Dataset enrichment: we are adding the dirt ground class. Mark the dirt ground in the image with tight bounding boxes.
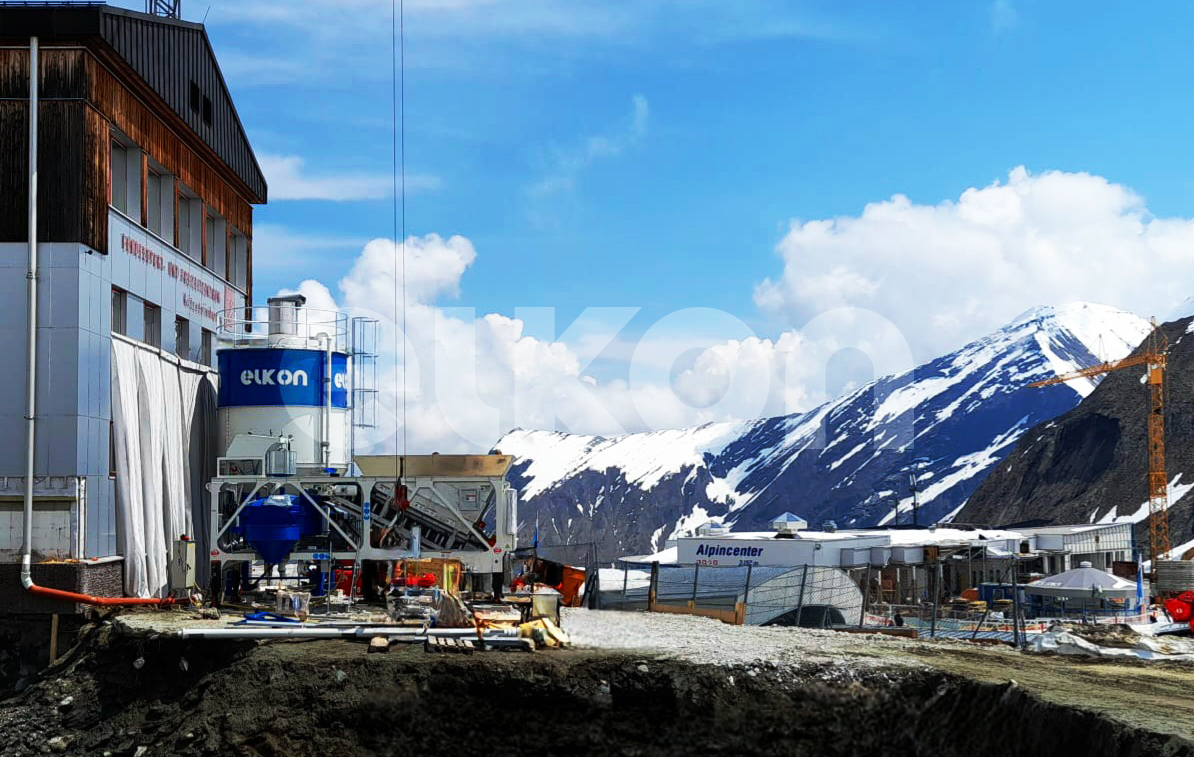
[565,607,1194,746]
[0,609,1191,756]
[901,642,1194,746]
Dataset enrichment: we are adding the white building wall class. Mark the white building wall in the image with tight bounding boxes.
[0,209,246,561]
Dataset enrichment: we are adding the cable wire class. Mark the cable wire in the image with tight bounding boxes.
[392,0,407,457]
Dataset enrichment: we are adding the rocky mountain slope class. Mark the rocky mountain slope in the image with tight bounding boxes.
[494,303,1151,559]
[957,310,1194,558]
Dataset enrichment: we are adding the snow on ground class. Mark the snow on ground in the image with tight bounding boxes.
[562,608,911,667]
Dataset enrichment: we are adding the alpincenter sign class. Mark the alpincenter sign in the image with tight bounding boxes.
[695,544,764,558]
[678,536,817,567]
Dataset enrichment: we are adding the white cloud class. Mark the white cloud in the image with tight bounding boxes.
[258,154,441,201]
[277,230,882,453]
[338,235,477,319]
[270,166,1193,453]
[755,166,1194,362]
[528,94,649,198]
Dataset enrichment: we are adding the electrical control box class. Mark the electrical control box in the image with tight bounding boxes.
[170,539,196,593]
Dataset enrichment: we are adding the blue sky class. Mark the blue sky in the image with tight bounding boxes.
[108,1,1194,447]
[187,0,1194,336]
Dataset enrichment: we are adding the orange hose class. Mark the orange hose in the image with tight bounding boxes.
[26,584,179,606]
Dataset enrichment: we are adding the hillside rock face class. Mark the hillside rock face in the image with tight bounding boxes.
[957,314,1194,557]
[495,303,1151,560]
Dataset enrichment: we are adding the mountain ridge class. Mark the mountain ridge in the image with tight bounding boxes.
[496,302,1151,558]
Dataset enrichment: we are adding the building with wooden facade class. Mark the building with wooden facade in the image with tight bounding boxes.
[0,2,266,607]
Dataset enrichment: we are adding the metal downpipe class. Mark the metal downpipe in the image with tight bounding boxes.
[20,36,39,594]
[20,38,172,607]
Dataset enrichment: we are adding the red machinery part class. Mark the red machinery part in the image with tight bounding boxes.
[1165,597,1192,622]
[333,560,362,594]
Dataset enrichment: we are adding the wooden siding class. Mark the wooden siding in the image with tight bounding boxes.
[87,53,253,237]
[0,44,253,280]
[0,99,29,242]
[82,105,110,251]
[37,100,87,243]
[98,11,265,202]
[0,4,266,201]
[0,50,89,245]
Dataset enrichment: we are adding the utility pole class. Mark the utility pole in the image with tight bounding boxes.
[906,457,930,527]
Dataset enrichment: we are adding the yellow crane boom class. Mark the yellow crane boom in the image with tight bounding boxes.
[1029,322,1170,562]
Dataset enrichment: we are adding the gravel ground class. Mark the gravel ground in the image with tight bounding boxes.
[558,609,1194,746]
[562,608,917,667]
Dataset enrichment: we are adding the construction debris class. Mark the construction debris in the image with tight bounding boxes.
[424,636,475,655]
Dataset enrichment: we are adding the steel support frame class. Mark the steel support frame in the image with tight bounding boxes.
[206,473,516,571]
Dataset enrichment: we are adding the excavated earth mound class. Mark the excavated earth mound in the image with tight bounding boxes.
[0,621,1189,757]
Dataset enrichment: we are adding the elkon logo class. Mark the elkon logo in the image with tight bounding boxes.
[239,370,348,388]
[240,369,309,387]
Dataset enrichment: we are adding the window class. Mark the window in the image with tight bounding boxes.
[189,80,201,113]
[175,316,190,359]
[145,161,174,239]
[202,95,212,126]
[111,288,126,335]
[108,139,138,213]
[143,303,160,348]
[124,293,145,342]
[205,209,226,279]
[177,185,200,259]
[229,227,249,290]
[147,170,161,233]
[200,329,214,366]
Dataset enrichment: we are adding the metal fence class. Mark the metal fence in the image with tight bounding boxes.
[595,562,865,627]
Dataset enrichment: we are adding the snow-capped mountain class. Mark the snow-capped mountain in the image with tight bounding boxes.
[958,312,1194,556]
[494,303,1151,560]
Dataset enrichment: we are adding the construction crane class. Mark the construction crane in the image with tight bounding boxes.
[1028,320,1170,563]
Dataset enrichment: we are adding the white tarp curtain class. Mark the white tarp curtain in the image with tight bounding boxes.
[111,338,216,598]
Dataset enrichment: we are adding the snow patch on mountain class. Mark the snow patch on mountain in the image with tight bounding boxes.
[1097,474,1194,525]
[499,421,753,501]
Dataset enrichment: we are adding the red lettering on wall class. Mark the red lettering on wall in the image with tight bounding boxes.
[120,234,165,271]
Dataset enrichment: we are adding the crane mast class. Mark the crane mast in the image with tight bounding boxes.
[1029,321,1170,563]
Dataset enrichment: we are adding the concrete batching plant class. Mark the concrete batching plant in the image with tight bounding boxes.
[208,297,518,601]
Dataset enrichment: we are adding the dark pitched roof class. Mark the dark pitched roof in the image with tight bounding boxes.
[0,2,267,202]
